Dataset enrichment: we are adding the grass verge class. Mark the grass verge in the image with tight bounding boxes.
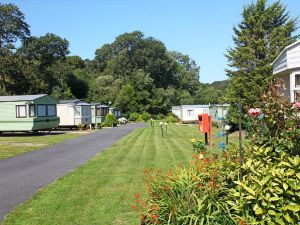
[0,132,84,160]
[3,124,240,225]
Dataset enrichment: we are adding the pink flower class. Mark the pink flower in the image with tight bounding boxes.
[293,102,300,109]
[248,108,261,117]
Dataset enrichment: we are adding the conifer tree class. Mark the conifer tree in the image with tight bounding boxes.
[225,0,298,121]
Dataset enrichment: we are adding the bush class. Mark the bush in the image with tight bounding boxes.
[155,113,164,120]
[245,81,300,155]
[191,138,206,154]
[102,113,117,127]
[129,112,139,122]
[136,150,240,224]
[166,113,179,123]
[228,146,300,224]
[141,112,151,122]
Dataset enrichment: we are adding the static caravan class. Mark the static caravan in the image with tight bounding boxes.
[91,103,109,125]
[209,104,229,123]
[0,94,59,132]
[171,105,209,123]
[272,40,300,102]
[57,100,92,127]
[109,107,122,118]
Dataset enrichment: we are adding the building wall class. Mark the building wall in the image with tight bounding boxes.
[287,42,300,70]
[0,97,59,131]
[57,104,75,126]
[273,52,288,75]
[181,107,209,122]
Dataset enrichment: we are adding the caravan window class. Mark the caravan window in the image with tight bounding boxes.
[47,105,56,116]
[37,105,47,117]
[16,105,27,118]
[296,74,300,88]
[82,106,91,116]
[187,110,194,116]
[74,106,81,116]
[29,105,36,117]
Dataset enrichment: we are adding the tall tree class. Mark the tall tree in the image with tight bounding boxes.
[225,0,298,121]
[17,33,70,94]
[0,3,30,48]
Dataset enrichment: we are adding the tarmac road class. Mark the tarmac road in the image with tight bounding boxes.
[0,123,147,221]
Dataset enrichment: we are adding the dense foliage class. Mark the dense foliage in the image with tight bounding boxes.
[138,81,300,224]
[225,0,298,122]
[0,2,228,116]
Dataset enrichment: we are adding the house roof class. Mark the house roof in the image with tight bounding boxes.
[0,94,47,102]
[59,99,91,105]
[181,105,210,109]
[90,102,109,108]
[271,40,300,65]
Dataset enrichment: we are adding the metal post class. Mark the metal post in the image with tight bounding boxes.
[226,132,229,145]
[238,103,244,179]
[205,133,208,145]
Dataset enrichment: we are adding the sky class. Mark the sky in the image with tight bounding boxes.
[3,0,300,83]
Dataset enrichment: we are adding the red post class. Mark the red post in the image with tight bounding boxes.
[198,114,213,146]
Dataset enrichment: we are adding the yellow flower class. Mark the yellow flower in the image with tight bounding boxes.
[191,138,196,143]
[198,154,204,159]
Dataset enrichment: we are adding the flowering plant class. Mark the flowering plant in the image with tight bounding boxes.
[191,138,206,154]
[246,81,300,155]
[247,108,261,117]
[293,101,300,110]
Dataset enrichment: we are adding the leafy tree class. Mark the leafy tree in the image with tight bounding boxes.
[17,33,70,94]
[115,84,138,115]
[225,0,298,121]
[0,3,30,48]
[18,33,69,67]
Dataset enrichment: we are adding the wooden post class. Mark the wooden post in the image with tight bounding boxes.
[159,122,164,138]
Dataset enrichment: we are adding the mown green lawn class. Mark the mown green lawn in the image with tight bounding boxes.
[3,124,240,225]
[0,132,84,160]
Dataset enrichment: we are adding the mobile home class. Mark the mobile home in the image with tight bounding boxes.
[91,103,109,125]
[57,100,92,127]
[109,107,122,118]
[171,105,210,123]
[272,40,300,102]
[209,104,229,123]
[0,94,59,132]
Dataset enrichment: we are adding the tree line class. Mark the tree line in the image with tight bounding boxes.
[2,0,298,119]
[0,3,225,117]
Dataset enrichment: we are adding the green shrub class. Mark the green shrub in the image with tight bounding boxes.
[246,81,300,155]
[228,146,300,224]
[136,150,240,224]
[166,113,179,123]
[191,138,206,154]
[102,113,117,127]
[155,113,164,120]
[141,112,151,122]
[129,112,139,122]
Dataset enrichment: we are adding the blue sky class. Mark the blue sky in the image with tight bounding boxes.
[3,0,300,83]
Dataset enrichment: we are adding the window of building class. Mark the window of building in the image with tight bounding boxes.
[296,74,300,88]
[187,110,194,116]
[37,105,47,117]
[29,105,36,117]
[16,105,26,118]
[47,105,56,116]
[74,106,80,116]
